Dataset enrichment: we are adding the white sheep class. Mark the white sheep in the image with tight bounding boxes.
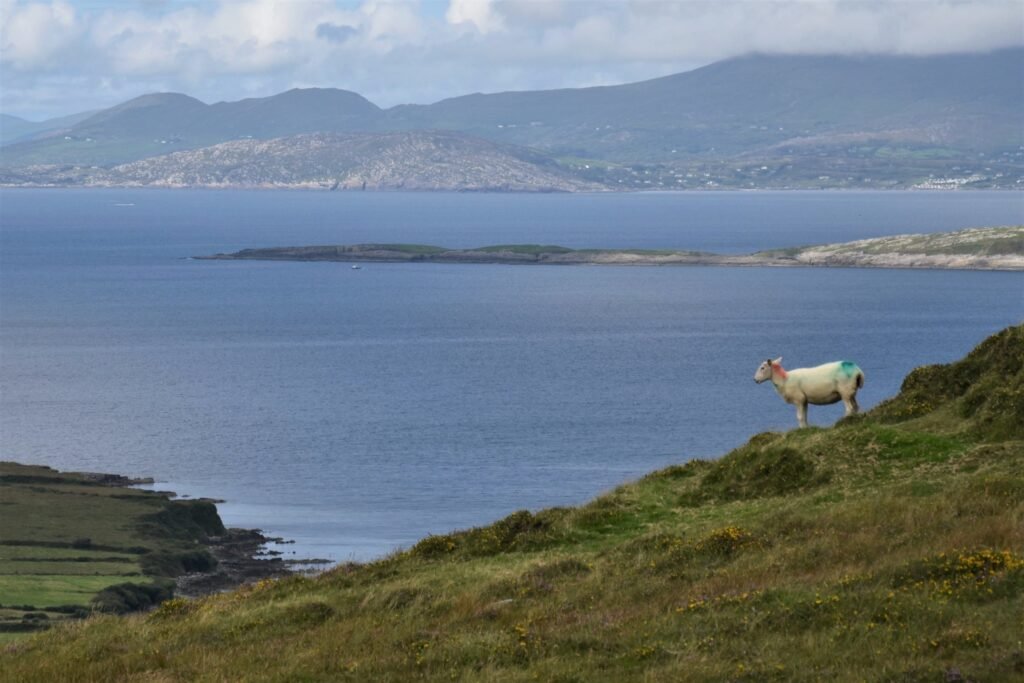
[754,357,864,428]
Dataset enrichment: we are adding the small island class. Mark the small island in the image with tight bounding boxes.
[197,226,1024,271]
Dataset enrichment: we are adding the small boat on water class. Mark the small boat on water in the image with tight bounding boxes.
[351,265,362,270]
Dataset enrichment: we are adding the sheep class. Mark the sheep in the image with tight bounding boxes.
[754,357,864,428]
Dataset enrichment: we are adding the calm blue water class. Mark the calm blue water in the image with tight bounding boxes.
[1,189,1022,562]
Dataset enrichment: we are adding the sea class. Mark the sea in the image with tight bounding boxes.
[1,189,1022,563]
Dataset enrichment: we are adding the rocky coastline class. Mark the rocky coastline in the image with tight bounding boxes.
[173,528,296,599]
[93,473,327,599]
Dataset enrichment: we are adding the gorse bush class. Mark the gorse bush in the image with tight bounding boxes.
[680,444,826,505]
[91,581,173,614]
[874,324,1024,429]
[411,508,565,559]
[892,550,1024,601]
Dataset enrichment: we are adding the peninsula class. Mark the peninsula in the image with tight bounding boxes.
[197,226,1024,271]
[0,463,297,640]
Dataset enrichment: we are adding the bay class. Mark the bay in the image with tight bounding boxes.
[1,189,1021,562]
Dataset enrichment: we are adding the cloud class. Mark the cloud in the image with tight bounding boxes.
[445,0,503,33]
[1,0,83,70]
[1,0,1021,119]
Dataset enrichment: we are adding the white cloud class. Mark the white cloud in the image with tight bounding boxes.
[445,0,503,33]
[1,0,1021,119]
[1,0,83,70]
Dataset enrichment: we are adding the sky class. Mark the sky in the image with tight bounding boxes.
[1,0,1022,120]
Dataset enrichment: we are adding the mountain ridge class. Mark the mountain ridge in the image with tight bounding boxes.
[2,49,1021,188]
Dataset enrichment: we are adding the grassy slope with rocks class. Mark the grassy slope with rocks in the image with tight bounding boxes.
[759,226,1024,270]
[2,326,1023,681]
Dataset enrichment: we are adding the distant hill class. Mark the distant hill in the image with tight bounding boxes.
[0,89,383,166]
[388,49,1024,161]
[0,110,98,147]
[0,114,39,145]
[1,50,1021,188]
[0,131,600,192]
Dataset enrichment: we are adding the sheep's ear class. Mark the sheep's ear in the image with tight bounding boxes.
[773,356,783,365]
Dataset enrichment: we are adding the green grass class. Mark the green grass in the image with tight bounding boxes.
[0,576,136,609]
[471,245,576,255]
[355,244,448,255]
[0,546,137,562]
[1,560,140,577]
[1,325,1022,681]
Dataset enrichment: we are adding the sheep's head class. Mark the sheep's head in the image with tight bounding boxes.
[754,357,782,383]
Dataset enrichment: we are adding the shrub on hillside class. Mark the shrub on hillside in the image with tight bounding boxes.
[92,581,174,614]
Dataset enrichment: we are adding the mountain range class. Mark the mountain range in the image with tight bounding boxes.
[2,49,1021,190]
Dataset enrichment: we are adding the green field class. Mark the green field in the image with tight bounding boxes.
[1,325,1021,681]
[0,576,136,608]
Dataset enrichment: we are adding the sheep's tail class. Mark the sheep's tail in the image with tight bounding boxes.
[856,370,865,389]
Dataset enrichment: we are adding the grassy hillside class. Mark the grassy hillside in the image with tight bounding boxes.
[2,326,1022,681]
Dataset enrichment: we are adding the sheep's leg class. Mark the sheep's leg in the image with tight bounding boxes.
[796,400,808,428]
[843,394,859,416]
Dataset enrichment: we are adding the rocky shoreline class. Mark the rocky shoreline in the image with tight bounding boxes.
[80,469,328,599]
[174,528,294,598]
[102,473,329,593]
